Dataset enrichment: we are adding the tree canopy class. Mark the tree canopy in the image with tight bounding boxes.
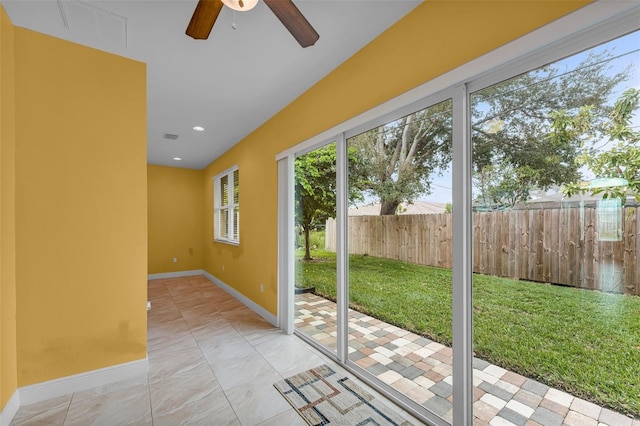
[349,50,630,213]
[558,88,640,202]
[295,143,366,260]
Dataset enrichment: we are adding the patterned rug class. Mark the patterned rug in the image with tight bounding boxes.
[274,364,413,426]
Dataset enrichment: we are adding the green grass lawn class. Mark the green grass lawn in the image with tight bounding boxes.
[296,250,640,417]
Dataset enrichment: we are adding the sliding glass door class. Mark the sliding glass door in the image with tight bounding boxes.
[279,14,640,425]
[345,99,455,423]
[293,142,338,354]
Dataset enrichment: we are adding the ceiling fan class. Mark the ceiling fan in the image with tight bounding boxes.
[186,0,319,48]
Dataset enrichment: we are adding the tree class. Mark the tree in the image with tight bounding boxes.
[349,100,453,215]
[351,50,629,213]
[471,51,629,207]
[295,144,367,260]
[557,88,640,202]
[473,163,539,210]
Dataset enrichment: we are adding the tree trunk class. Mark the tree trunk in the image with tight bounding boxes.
[303,225,312,260]
[380,199,400,215]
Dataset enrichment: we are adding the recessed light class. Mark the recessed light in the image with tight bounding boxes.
[192,126,205,132]
[173,157,182,161]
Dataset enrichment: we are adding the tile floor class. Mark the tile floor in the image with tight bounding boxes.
[9,276,419,426]
[295,293,640,426]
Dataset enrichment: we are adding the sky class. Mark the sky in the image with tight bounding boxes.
[415,29,640,205]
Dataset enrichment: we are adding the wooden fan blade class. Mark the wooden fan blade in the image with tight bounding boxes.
[263,0,319,48]
[186,0,224,40]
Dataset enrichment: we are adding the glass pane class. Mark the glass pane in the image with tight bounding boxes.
[233,169,239,204]
[294,142,337,354]
[233,206,239,241]
[220,175,229,206]
[220,208,229,239]
[346,99,454,422]
[471,30,640,424]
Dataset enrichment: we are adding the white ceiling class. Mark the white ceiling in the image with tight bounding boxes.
[2,0,420,169]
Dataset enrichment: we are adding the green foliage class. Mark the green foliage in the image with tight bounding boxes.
[559,88,640,202]
[474,163,539,210]
[298,254,640,416]
[472,51,629,208]
[349,101,453,215]
[295,144,366,259]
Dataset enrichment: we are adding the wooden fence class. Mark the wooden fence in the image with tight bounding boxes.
[325,206,639,295]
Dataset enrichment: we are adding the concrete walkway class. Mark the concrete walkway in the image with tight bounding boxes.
[295,293,638,426]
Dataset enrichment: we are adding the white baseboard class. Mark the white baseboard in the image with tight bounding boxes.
[18,358,148,406]
[203,271,278,327]
[148,269,204,280]
[0,391,19,426]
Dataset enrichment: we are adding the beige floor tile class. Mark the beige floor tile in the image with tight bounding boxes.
[151,388,240,426]
[64,384,151,426]
[224,374,292,426]
[10,395,72,426]
[149,371,221,417]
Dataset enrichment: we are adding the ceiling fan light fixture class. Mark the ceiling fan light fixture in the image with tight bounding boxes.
[222,0,258,12]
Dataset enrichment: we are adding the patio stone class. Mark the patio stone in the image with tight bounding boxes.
[599,408,633,426]
[355,357,376,369]
[405,384,434,404]
[570,397,601,419]
[359,347,374,355]
[502,371,528,387]
[369,352,392,365]
[365,362,388,376]
[473,357,491,370]
[506,399,535,418]
[497,406,529,426]
[391,354,415,367]
[474,400,500,421]
[422,395,451,417]
[349,351,366,361]
[383,342,399,352]
[474,386,486,402]
[479,381,516,402]
[429,381,452,398]
[399,365,425,380]
[378,369,403,385]
[480,393,508,410]
[431,350,451,364]
[413,337,432,347]
[521,379,549,397]
[538,398,569,417]
[424,369,444,383]
[495,379,520,395]
[513,389,543,409]
[544,388,574,408]
[293,292,623,426]
[413,376,435,389]
[564,410,598,426]
[387,361,407,373]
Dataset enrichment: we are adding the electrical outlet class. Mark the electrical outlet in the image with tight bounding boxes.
[222,265,225,271]
[173,257,177,263]
[260,283,264,292]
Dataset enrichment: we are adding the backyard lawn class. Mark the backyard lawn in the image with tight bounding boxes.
[296,247,640,417]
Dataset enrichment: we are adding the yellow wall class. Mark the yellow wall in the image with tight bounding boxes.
[13,28,147,386]
[203,1,589,315]
[0,6,17,409]
[148,165,204,274]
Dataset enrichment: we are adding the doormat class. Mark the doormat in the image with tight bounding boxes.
[274,364,413,426]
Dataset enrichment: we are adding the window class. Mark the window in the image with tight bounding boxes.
[214,166,239,244]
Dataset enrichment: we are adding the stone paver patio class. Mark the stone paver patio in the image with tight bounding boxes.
[295,293,639,426]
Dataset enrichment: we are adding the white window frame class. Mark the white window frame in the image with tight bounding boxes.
[214,166,239,245]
